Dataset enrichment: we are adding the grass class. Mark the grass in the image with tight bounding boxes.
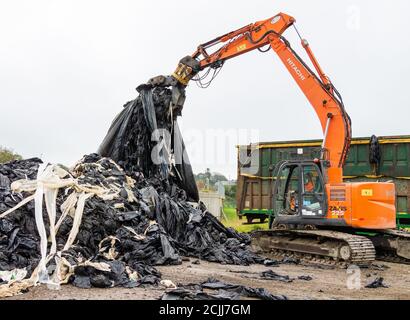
[221,207,269,233]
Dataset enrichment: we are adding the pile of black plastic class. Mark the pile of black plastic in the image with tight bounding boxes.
[0,158,42,275]
[0,82,264,291]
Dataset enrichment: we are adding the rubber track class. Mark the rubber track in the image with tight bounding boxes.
[252,229,376,267]
[372,229,410,264]
[377,254,410,265]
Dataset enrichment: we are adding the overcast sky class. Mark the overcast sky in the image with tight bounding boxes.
[1,0,409,178]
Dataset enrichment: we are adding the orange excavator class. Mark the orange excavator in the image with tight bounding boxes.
[148,12,410,265]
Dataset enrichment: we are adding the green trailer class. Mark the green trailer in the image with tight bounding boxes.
[236,135,410,229]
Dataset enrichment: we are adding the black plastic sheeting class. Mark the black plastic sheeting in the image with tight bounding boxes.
[298,275,313,281]
[369,135,381,175]
[0,154,264,289]
[0,158,43,275]
[261,271,312,282]
[260,270,293,283]
[161,278,288,300]
[97,86,198,202]
[365,277,388,289]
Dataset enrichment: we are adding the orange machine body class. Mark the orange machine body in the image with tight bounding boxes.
[325,182,396,229]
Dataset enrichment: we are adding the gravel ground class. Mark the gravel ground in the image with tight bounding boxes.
[3,259,410,300]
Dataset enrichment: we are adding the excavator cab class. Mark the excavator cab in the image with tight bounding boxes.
[270,160,327,228]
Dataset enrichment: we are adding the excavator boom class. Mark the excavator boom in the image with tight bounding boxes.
[172,12,351,184]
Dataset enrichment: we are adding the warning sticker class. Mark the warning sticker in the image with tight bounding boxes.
[361,189,373,197]
[236,44,247,52]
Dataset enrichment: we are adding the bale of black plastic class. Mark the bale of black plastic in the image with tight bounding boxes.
[97,87,198,202]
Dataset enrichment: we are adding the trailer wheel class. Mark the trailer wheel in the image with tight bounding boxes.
[260,217,266,223]
[246,216,253,224]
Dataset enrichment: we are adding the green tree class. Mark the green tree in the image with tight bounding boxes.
[194,169,229,191]
[0,146,22,164]
[225,184,237,199]
[224,184,237,207]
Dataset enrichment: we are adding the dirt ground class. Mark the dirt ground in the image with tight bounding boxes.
[3,259,410,300]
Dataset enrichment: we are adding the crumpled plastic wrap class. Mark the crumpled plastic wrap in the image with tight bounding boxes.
[98,86,198,202]
[0,154,263,297]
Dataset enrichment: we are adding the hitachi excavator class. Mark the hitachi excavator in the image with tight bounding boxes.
[147,12,410,266]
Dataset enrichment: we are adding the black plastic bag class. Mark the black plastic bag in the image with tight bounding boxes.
[97,86,199,201]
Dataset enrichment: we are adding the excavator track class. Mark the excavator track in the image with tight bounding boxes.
[251,229,376,267]
[367,229,410,265]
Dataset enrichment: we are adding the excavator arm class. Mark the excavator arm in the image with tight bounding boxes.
[171,12,351,184]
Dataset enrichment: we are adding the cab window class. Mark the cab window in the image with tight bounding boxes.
[275,165,301,216]
[301,165,324,216]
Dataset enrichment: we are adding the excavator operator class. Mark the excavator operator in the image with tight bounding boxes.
[304,172,314,193]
